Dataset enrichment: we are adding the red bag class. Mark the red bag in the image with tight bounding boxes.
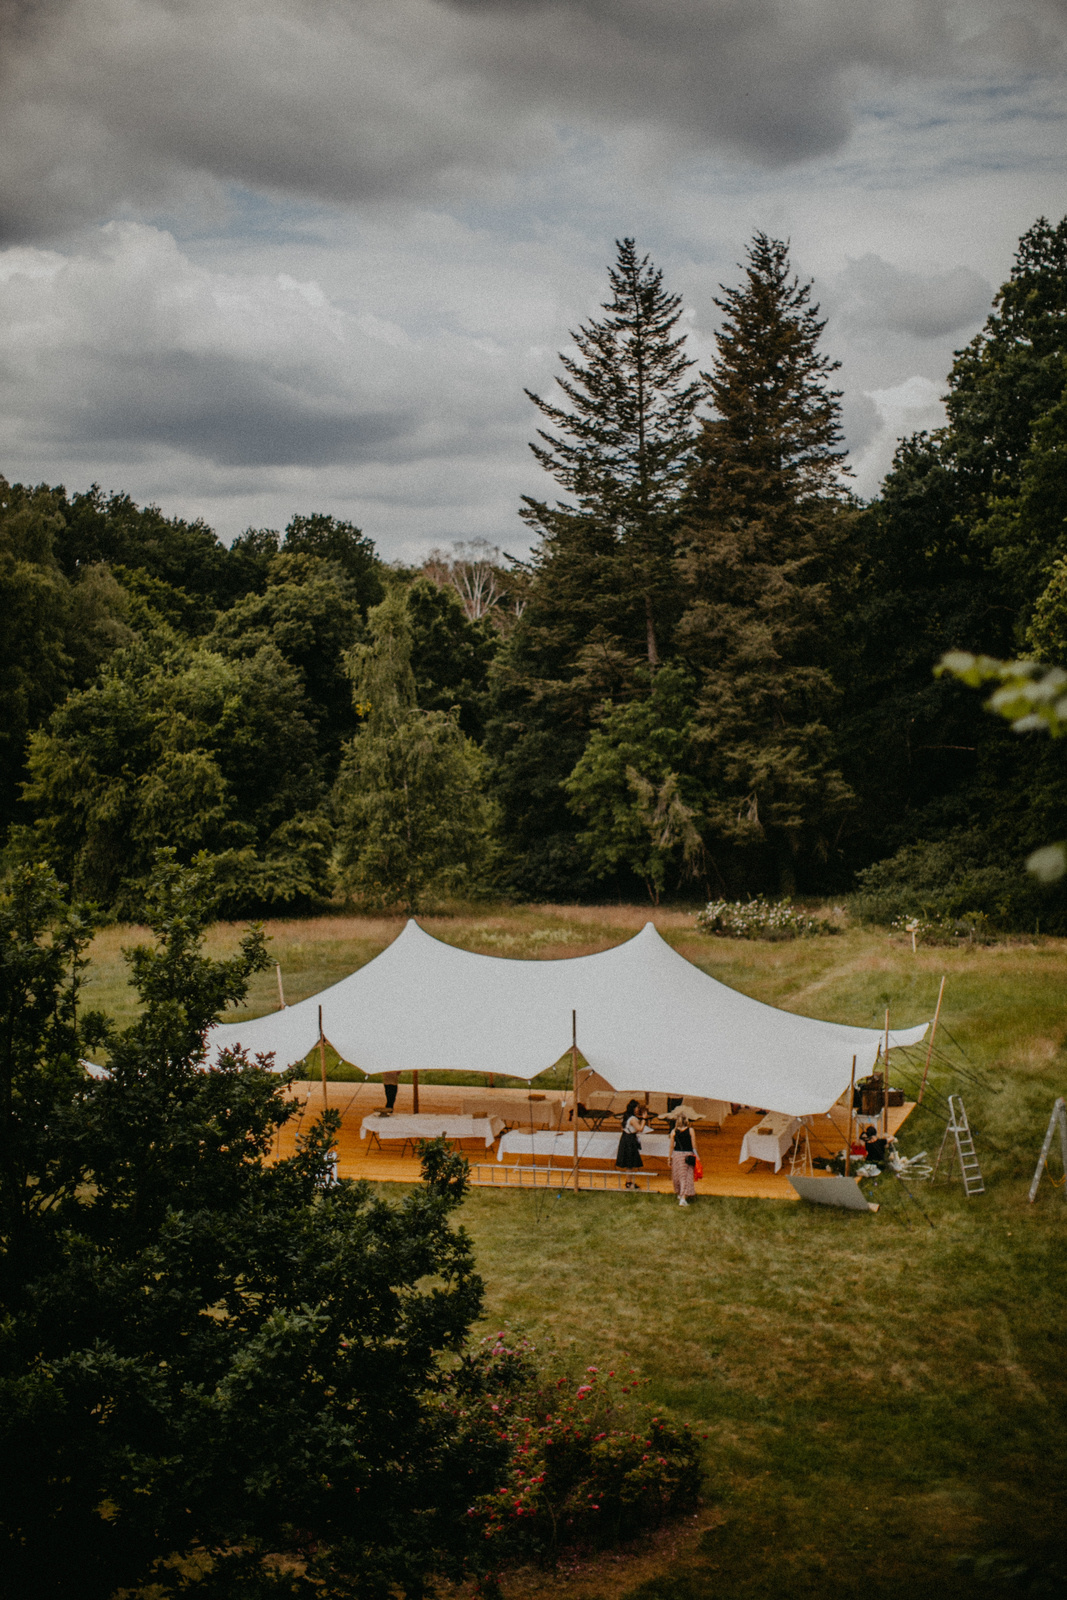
[694,1159,703,1181]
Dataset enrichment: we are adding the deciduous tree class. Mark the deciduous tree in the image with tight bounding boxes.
[0,860,491,1600]
[334,588,497,909]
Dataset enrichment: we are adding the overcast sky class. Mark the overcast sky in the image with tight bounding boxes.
[1,0,1065,561]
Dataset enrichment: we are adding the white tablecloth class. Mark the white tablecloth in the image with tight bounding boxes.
[362,1114,504,1147]
[738,1113,801,1171]
[692,1098,731,1127]
[497,1129,672,1163]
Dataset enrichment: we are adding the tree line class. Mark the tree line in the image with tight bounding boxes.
[3,217,1067,925]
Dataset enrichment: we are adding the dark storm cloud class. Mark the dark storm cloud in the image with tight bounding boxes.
[59,351,410,468]
[829,254,994,342]
[0,222,523,484]
[0,0,1064,240]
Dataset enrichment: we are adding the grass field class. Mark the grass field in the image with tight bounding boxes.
[84,906,1067,1598]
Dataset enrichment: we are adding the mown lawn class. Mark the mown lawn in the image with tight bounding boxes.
[85,906,1067,1598]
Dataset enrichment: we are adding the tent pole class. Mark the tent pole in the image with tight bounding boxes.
[413,1069,420,1115]
[845,1056,857,1176]
[918,976,946,1104]
[571,1010,579,1194]
[318,1005,327,1106]
[883,1009,891,1136]
[276,963,286,1009]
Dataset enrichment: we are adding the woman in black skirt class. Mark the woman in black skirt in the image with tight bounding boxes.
[616,1100,647,1189]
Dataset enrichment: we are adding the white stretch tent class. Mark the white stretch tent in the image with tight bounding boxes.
[206,920,927,1117]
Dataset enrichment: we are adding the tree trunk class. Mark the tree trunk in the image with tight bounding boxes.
[645,592,659,669]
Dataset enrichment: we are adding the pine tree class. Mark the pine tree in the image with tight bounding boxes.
[523,237,704,669]
[677,234,853,893]
[486,242,701,895]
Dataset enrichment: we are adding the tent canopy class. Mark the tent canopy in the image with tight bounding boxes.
[206,920,928,1117]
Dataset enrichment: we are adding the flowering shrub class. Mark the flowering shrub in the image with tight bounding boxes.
[446,1334,701,1575]
[696,896,837,940]
[890,910,997,946]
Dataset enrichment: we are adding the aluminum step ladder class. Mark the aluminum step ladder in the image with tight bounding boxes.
[931,1095,985,1196]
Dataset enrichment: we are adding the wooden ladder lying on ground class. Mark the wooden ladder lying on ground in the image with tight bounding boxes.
[469,1163,654,1192]
[931,1095,985,1196]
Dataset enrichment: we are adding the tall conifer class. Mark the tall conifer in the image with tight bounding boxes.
[523,238,703,669]
[678,234,852,892]
[486,241,701,895]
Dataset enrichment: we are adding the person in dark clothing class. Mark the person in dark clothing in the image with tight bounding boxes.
[669,1112,700,1206]
[862,1123,888,1163]
[615,1103,647,1188]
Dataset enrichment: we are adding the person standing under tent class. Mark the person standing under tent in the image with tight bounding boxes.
[382,1071,399,1112]
[615,1101,647,1189]
[669,1111,699,1206]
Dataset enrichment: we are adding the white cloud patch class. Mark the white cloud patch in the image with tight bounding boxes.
[848,374,948,495]
[0,221,546,549]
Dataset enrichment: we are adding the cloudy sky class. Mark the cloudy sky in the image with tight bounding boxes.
[1,0,1065,561]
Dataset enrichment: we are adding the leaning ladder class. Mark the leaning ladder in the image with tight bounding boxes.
[931,1095,985,1196]
[1028,1097,1067,1203]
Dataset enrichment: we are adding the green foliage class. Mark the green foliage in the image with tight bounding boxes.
[0,864,107,1264]
[677,234,853,892]
[407,575,497,739]
[1027,551,1067,663]
[209,550,365,771]
[938,649,1067,887]
[281,511,385,610]
[850,831,1060,928]
[945,214,1067,505]
[454,1336,701,1570]
[20,631,328,914]
[837,215,1067,898]
[695,896,837,940]
[0,480,132,833]
[54,481,239,606]
[0,861,499,1600]
[975,370,1067,620]
[564,665,705,901]
[334,589,498,910]
[487,241,702,893]
[523,237,704,670]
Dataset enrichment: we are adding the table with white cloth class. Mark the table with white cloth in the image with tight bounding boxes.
[497,1129,672,1164]
[689,1097,731,1128]
[361,1114,505,1150]
[738,1112,801,1171]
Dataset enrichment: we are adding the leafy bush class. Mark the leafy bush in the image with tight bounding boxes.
[449,1334,701,1575]
[889,911,998,946]
[851,830,1067,933]
[696,896,837,940]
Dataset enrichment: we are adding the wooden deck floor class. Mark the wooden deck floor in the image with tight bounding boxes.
[272,1081,916,1202]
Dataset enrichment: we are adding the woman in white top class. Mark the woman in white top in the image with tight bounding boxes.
[615,1100,647,1189]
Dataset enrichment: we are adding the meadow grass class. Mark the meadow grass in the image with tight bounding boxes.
[84,906,1067,1598]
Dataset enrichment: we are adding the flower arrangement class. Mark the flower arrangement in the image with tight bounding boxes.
[696,896,837,940]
